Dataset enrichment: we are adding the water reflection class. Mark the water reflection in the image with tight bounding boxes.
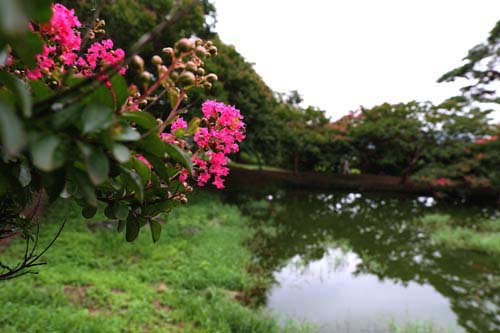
[223,187,500,333]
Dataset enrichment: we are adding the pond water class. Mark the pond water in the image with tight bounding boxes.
[222,185,500,333]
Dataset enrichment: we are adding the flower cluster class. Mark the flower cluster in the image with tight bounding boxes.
[25,3,125,80]
[192,100,245,188]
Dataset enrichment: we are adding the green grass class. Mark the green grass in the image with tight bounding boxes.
[418,214,500,255]
[0,194,312,333]
[228,161,290,173]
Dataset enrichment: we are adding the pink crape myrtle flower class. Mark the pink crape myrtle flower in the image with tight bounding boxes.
[26,3,126,80]
[192,100,245,189]
[171,117,188,133]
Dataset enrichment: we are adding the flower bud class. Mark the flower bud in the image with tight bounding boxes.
[208,46,218,56]
[177,71,196,86]
[186,61,197,72]
[152,55,163,65]
[162,47,174,56]
[205,41,213,47]
[131,55,145,72]
[170,71,179,80]
[140,71,153,82]
[206,73,218,83]
[194,38,203,46]
[195,46,208,58]
[176,38,194,53]
[203,81,212,90]
[196,68,205,76]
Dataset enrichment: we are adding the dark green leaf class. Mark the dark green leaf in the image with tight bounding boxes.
[109,74,128,109]
[104,204,116,219]
[83,84,114,110]
[52,104,81,129]
[114,125,141,141]
[82,105,113,134]
[0,0,28,34]
[120,166,144,202]
[112,143,131,163]
[0,71,32,117]
[144,200,176,216]
[143,153,169,182]
[0,101,26,156]
[82,206,97,219]
[125,216,140,242]
[10,31,43,67]
[165,143,193,174]
[115,203,129,220]
[122,111,158,129]
[150,220,162,243]
[30,80,53,103]
[79,144,109,185]
[30,135,63,172]
[133,156,152,185]
[139,133,166,157]
[117,220,125,232]
[23,0,52,23]
[72,170,97,207]
[42,169,66,202]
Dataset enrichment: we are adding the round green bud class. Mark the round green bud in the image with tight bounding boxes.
[140,71,153,82]
[186,61,197,72]
[151,55,163,65]
[170,71,179,80]
[178,71,196,86]
[203,81,212,90]
[196,68,205,76]
[195,46,208,58]
[176,38,194,53]
[208,46,218,56]
[162,47,174,56]
[131,55,144,71]
[206,73,218,83]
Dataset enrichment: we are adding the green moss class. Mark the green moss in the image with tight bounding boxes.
[0,194,312,333]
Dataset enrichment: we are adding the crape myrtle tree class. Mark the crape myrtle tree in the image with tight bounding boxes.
[416,20,500,189]
[0,1,245,279]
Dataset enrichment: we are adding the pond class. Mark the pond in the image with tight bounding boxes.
[222,184,500,333]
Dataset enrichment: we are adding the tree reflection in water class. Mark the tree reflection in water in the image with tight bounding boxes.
[223,187,500,333]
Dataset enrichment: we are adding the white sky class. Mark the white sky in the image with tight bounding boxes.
[213,0,500,121]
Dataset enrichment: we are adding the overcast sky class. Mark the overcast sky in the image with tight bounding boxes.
[212,0,500,121]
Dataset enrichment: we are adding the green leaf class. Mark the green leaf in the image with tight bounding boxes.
[0,100,26,156]
[144,200,176,216]
[139,133,166,157]
[79,143,109,185]
[52,104,81,129]
[143,153,170,182]
[120,166,144,202]
[186,117,201,135]
[104,204,116,219]
[10,31,43,68]
[125,216,140,242]
[82,105,113,134]
[150,220,162,242]
[115,203,129,220]
[0,0,28,34]
[109,74,128,108]
[0,71,32,117]
[82,206,97,219]
[72,170,97,207]
[112,143,131,163]
[42,169,66,202]
[83,84,114,110]
[133,156,152,185]
[24,0,53,23]
[122,111,158,129]
[117,220,125,232]
[114,125,141,141]
[30,135,62,172]
[30,80,53,103]
[165,143,193,174]
[18,160,31,187]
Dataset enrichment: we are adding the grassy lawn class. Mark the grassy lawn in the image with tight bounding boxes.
[0,194,307,333]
